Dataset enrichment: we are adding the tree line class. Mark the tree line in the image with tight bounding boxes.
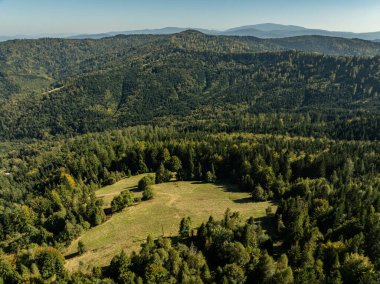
[0,126,379,282]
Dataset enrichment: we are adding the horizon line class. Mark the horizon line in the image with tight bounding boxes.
[1,23,380,37]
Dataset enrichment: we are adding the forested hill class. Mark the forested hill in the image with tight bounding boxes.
[271,35,380,57]
[1,31,380,97]
[1,30,380,283]
[0,31,380,140]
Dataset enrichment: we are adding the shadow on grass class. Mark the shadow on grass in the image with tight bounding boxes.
[104,207,113,216]
[65,252,79,260]
[233,197,253,204]
[190,181,205,185]
[216,182,249,194]
[129,186,141,193]
[190,180,246,193]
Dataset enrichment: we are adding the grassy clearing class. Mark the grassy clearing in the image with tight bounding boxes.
[65,177,276,270]
[96,173,149,207]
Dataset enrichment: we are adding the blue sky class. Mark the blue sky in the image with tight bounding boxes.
[0,0,379,35]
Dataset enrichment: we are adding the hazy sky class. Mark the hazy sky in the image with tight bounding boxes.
[0,0,379,35]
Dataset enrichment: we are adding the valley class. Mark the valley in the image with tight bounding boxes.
[0,17,379,283]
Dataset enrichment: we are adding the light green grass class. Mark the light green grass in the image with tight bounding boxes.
[9,73,53,94]
[96,173,149,207]
[65,177,276,270]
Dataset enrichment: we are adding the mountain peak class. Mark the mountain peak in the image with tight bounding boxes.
[179,29,205,35]
[227,23,306,33]
[252,23,306,31]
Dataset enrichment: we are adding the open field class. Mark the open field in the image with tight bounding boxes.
[96,173,149,207]
[65,177,276,270]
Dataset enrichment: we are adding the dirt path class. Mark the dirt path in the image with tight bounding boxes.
[42,86,65,95]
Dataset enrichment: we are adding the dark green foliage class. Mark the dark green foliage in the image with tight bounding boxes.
[0,258,20,284]
[1,127,379,259]
[142,186,154,201]
[167,155,182,172]
[77,240,87,255]
[155,163,172,184]
[340,253,375,284]
[220,263,247,284]
[205,171,216,183]
[0,33,380,140]
[272,35,380,57]
[251,185,267,201]
[111,190,134,213]
[105,212,283,283]
[204,164,217,183]
[108,250,133,283]
[9,247,67,281]
[0,116,378,283]
[179,217,192,238]
[218,241,250,265]
[0,30,379,283]
[35,248,66,280]
[138,175,155,191]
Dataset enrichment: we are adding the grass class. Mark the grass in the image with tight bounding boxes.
[9,73,53,94]
[96,174,149,207]
[65,176,276,270]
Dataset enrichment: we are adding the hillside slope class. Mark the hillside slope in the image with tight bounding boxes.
[0,32,379,140]
[65,179,274,269]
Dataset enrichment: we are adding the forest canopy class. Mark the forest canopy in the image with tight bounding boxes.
[0,32,379,283]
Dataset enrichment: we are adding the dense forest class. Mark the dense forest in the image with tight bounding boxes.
[0,32,379,283]
[0,32,380,140]
[0,127,379,283]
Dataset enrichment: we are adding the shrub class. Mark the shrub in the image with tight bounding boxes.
[179,217,192,238]
[78,240,87,255]
[142,186,154,201]
[138,175,155,191]
[205,171,216,183]
[251,184,267,201]
[155,164,172,184]
[167,155,182,172]
[266,206,273,216]
[34,247,66,280]
[111,190,134,213]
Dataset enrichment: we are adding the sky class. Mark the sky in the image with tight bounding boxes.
[0,0,379,36]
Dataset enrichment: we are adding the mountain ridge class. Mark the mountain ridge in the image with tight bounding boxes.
[1,23,380,42]
[0,31,379,140]
[226,23,308,32]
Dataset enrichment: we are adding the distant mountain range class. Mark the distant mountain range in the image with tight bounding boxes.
[69,27,220,39]
[221,24,380,41]
[0,33,71,42]
[1,23,380,42]
[69,24,380,41]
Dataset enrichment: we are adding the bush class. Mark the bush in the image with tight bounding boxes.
[179,217,192,238]
[105,176,117,186]
[111,190,134,213]
[167,156,182,172]
[205,171,216,183]
[155,164,172,184]
[138,175,155,191]
[134,196,142,203]
[35,247,66,280]
[251,185,267,201]
[78,240,87,255]
[142,186,154,201]
[266,206,273,216]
